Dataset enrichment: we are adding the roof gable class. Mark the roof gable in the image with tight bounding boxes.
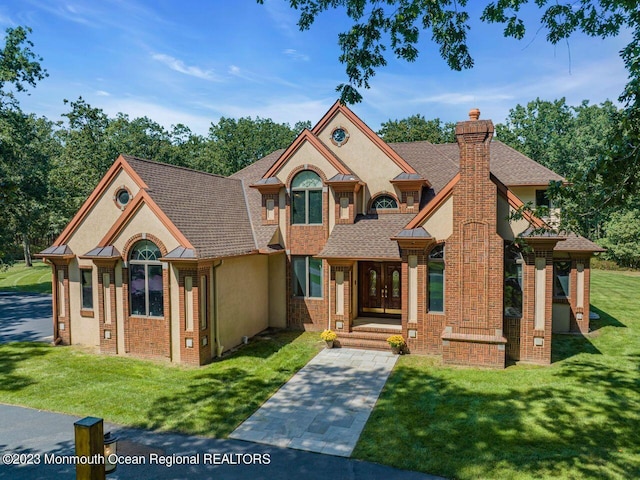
[54,155,147,246]
[312,101,417,174]
[99,190,192,249]
[262,129,352,179]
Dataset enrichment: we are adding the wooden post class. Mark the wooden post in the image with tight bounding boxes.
[74,416,105,480]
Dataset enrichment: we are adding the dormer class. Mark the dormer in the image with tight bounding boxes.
[390,173,429,213]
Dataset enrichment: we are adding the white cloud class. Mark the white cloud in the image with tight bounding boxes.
[262,0,299,37]
[152,53,222,81]
[96,90,110,97]
[283,49,310,62]
[99,97,214,135]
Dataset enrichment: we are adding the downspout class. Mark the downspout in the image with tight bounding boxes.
[45,258,62,345]
[212,259,224,357]
[327,262,332,331]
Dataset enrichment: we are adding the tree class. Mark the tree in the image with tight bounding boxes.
[0,26,47,109]
[496,98,620,239]
[599,208,640,268]
[268,1,640,210]
[206,117,304,175]
[378,114,455,143]
[0,26,49,266]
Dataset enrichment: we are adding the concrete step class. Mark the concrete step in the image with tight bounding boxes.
[335,336,390,351]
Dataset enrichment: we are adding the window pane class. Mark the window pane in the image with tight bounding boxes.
[292,257,307,296]
[373,195,398,209]
[504,256,523,317]
[81,270,93,310]
[536,189,550,208]
[292,191,306,224]
[292,170,322,188]
[554,261,571,297]
[148,265,164,316]
[308,190,322,224]
[309,258,322,298]
[392,270,400,298]
[130,240,161,261]
[428,261,444,312]
[130,264,146,315]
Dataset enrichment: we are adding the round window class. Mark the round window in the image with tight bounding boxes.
[330,127,349,146]
[116,189,130,208]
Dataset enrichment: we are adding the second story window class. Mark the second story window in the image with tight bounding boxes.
[372,195,398,211]
[291,170,322,224]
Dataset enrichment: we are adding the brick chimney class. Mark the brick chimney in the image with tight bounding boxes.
[442,109,507,368]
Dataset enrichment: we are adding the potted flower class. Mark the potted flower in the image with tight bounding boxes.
[320,329,337,349]
[387,335,406,354]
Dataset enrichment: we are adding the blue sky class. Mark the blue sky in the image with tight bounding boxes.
[0,0,630,136]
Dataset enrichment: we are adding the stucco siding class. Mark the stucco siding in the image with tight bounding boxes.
[268,253,287,328]
[66,169,142,257]
[67,259,100,346]
[318,112,404,202]
[275,142,339,185]
[111,203,180,255]
[217,255,269,350]
[422,195,453,241]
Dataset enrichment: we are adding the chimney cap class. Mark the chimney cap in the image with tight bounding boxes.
[469,108,480,121]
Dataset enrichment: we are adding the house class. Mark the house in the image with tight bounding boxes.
[38,102,603,368]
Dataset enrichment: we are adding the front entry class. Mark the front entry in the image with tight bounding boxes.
[359,262,402,317]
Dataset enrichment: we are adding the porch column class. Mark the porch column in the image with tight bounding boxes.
[327,260,354,333]
[94,259,119,355]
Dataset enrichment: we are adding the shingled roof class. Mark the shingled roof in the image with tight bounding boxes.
[229,150,285,250]
[388,140,565,195]
[317,214,416,260]
[123,156,257,259]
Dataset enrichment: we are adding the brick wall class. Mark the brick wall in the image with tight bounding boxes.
[442,116,506,368]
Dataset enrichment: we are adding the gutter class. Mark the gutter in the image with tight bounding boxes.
[212,259,224,357]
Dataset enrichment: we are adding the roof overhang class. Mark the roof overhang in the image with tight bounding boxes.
[250,177,284,194]
[36,245,75,261]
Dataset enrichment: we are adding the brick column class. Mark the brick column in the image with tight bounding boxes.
[442,110,506,368]
[95,260,118,354]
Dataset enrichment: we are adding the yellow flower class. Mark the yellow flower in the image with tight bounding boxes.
[320,329,337,341]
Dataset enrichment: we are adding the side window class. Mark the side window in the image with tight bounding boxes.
[428,245,445,313]
[291,171,322,224]
[504,244,523,317]
[80,268,93,310]
[292,256,323,298]
[554,261,571,298]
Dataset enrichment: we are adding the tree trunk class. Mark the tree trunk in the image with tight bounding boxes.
[22,233,32,267]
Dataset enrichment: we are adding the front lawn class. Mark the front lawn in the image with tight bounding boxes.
[0,331,322,437]
[354,269,640,479]
[0,261,52,294]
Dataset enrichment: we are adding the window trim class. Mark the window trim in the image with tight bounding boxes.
[553,260,572,299]
[504,243,524,318]
[80,267,94,314]
[129,240,164,318]
[427,244,445,314]
[291,171,323,225]
[371,194,399,211]
[291,256,323,299]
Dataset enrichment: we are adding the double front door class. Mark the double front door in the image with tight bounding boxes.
[359,262,402,316]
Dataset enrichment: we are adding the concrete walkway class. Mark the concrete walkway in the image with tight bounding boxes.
[230,348,398,457]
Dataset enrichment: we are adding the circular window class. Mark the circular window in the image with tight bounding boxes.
[115,188,131,208]
[330,127,349,146]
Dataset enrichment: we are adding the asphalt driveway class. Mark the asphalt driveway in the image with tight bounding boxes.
[0,404,439,480]
[0,292,53,343]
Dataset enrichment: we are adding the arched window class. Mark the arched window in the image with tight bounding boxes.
[129,240,164,317]
[428,244,445,313]
[372,195,398,210]
[291,170,322,224]
[504,243,523,318]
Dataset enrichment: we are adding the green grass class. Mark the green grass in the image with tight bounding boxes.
[0,331,322,437]
[353,269,640,479]
[0,261,52,294]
